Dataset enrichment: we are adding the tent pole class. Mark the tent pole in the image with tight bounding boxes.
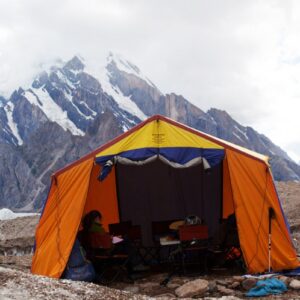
[268,207,275,272]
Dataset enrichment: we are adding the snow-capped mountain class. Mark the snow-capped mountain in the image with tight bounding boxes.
[3,55,141,146]
[0,53,299,211]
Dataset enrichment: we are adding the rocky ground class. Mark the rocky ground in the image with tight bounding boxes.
[0,215,39,256]
[0,181,299,299]
[277,181,300,253]
[0,266,150,300]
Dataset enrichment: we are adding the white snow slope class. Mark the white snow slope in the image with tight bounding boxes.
[0,208,38,221]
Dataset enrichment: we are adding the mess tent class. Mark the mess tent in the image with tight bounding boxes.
[31,115,300,278]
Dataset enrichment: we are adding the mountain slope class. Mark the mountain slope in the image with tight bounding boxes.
[107,55,300,180]
[0,53,299,210]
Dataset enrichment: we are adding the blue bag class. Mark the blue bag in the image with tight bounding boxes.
[62,238,96,282]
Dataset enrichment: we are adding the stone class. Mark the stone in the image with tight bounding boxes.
[123,285,140,293]
[166,283,180,289]
[155,292,177,299]
[149,286,174,297]
[228,281,240,289]
[216,280,229,286]
[241,278,257,290]
[277,276,290,285]
[203,296,242,300]
[139,281,160,289]
[220,297,243,300]
[170,277,185,285]
[208,280,217,292]
[175,278,209,298]
[217,285,235,295]
[232,276,244,282]
[289,279,300,290]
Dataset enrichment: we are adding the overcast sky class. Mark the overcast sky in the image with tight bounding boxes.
[0,0,300,163]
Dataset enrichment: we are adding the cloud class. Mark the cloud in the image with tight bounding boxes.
[0,0,299,161]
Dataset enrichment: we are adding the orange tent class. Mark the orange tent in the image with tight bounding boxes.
[31,115,299,278]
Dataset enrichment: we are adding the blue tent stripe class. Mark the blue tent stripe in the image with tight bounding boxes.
[95,147,224,167]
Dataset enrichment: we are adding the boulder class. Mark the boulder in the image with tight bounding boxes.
[203,296,242,300]
[175,278,209,298]
[228,281,240,289]
[123,285,139,293]
[242,278,257,290]
[216,279,230,286]
[232,276,244,282]
[208,280,217,292]
[155,292,177,299]
[289,279,300,290]
[277,276,290,285]
[217,285,235,295]
[166,282,180,289]
[139,281,160,289]
[219,297,243,300]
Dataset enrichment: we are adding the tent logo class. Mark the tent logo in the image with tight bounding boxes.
[152,133,166,144]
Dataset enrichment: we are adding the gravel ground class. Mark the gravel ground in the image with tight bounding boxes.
[0,266,152,300]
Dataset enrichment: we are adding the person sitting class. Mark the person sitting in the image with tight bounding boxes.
[79,210,113,259]
[83,210,106,234]
[79,210,144,279]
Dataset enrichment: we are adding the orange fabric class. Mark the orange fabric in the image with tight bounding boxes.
[222,156,235,218]
[31,158,94,278]
[227,149,299,273]
[83,165,119,231]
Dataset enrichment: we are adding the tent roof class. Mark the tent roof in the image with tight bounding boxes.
[54,115,269,177]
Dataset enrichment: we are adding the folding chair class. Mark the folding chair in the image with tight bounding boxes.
[87,233,131,284]
[160,224,209,286]
[108,221,132,237]
[151,220,180,263]
[128,225,142,245]
[178,224,209,274]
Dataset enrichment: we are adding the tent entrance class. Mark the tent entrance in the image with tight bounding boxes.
[115,159,223,246]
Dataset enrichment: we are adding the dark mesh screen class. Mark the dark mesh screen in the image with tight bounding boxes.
[116,159,222,246]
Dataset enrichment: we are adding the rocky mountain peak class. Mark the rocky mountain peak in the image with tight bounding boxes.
[63,56,85,72]
[106,52,158,90]
[207,108,243,134]
[208,108,236,123]
[107,52,140,75]
[32,71,49,89]
[0,96,6,107]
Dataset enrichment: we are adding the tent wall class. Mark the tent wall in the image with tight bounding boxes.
[116,160,222,246]
[222,156,235,218]
[31,158,94,278]
[226,149,299,273]
[83,164,120,230]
